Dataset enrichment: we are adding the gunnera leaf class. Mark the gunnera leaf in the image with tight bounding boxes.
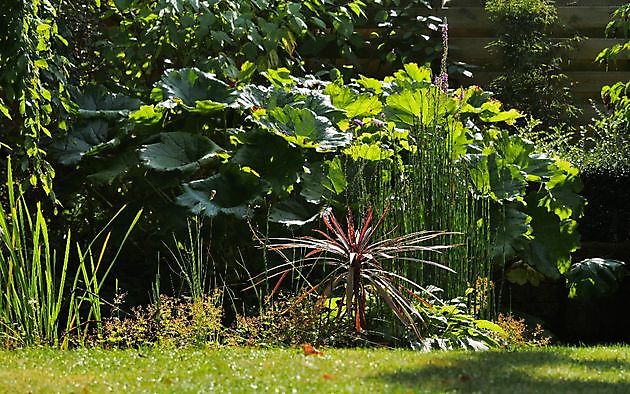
[138,132,223,173]
[176,168,264,219]
[49,120,116,165]
[231,132,303,196]
[567,258,626,299]
[258,106,351,150]
[268,198,320,226]
[153,68,237,109]
[74,86,142,119]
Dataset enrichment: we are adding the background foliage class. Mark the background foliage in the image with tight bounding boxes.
[484,0,581,128]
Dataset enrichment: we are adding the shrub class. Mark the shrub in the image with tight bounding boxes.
[485,0,581,127]
[497,313,551,349]
[103,293,223,349]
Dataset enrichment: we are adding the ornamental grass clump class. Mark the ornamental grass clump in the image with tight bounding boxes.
[264,206,458,339]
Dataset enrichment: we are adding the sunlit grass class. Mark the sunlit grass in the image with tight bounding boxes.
[1,346,629,393]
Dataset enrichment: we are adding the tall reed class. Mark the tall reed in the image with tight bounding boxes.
[346,86,494,319]
[0,158,142,348]
[0,160,71,347]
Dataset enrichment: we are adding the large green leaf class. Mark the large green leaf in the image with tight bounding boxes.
[540,159,585,220]
[237,85,297,110]
[385,87,447,127]
[231,132,303,196]
[268,198,320,226]
[466,152,527,201]
[323,157,347,195]
[301,90,345,122]
[491,205,531,260]
[138,132,223,173]
[343,143,394,161]
[384,89,425,126]
[299,160,345,204]
[176,168,264,218]
[260,106,351,150]
[566,258,626,299]
[153,68,237,109]
[522,191,581,279]
[49,121,118,165]
[495,135,554,180]
[506,262,545,286]
[75,87,141,119]
[344,94,382,118]
[87,149,139,185]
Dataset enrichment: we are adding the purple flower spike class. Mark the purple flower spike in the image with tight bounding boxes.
[353,118,365,127]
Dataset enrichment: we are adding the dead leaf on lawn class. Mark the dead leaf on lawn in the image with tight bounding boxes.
[302,343,323,356]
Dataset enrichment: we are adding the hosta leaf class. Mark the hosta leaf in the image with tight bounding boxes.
[176,168,264,218]
[139,132,222,173]
[154,68,237,108]
[474,319,505,335]
[567,258,626,299]
[49,121,116,165]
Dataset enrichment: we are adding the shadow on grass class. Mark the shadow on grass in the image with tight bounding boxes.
[372,350,630,393]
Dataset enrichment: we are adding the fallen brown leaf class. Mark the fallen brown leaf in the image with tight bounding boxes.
[302,343,323,356]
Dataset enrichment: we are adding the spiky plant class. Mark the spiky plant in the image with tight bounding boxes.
[264,207,458,338]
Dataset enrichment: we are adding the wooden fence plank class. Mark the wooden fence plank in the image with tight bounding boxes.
[448,37,629,64]
[439,6,619,36]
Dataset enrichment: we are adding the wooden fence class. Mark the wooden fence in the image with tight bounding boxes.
[439,0,630,123]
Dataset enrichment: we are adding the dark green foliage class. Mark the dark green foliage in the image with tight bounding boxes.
[485,0,581,127]
[566,258,627,299]
[80,0,366,96]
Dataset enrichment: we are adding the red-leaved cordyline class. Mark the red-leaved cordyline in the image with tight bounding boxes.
[258,206,459,339]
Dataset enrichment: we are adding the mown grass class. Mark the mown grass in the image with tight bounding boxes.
[1,346,629,393]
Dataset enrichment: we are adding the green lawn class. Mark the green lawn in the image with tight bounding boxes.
[1,346,629,393]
